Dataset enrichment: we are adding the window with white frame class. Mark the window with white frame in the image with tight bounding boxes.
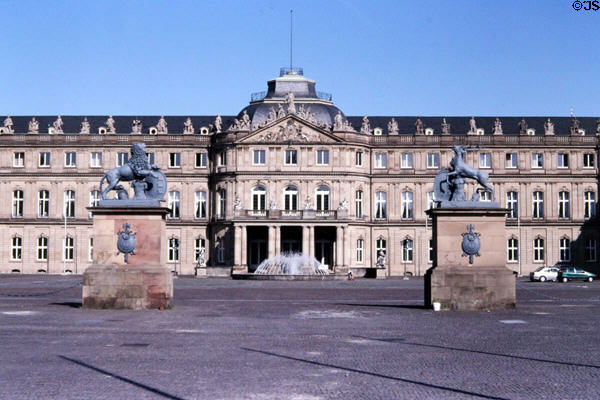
[531,153,544,169]
[401,153,413,168]
[64,152,77,167]
[252,186,267,211]
[356,239,364,263]
[558,191,570,219]
[12,190,24,218]
[39,152,51,167]
[374,153,387,169]
[479,153,492,168]
[315,186,330,211]
[401,191,413,219]
[480,191,492,202]
[38,190,49,218]
[584,191,596,219]
[147,152,155,164]
[533,237,544,262]
[505,153,518,169]
[284,149,297,165]
[37,236,48,261]
[253,149,266,165]
[168,237,179,262]
[532,191,544,219]
[217,189,226,218]
[13,152,24,167]
[557,153,569,168]
[195,152,207,168]
[194,191,207,218]
[427,191,436,213]
[116,152,128,167]
[355,190,363,218]
[63,236,74,261]
[169,152,181,168]
[64,190,75,218]
[507,238,518,262]
[355,151,363,167]
[376,238,387,259]
[168,191,180,218]
[428,239,433,263]
[11,236,22,261]
[559,237,571,262]
[89,190,101,218]
[402,239,413,262]
[194,238,206,262]
[316,150,329,165]
[217,240,225,263]
[88,238,94,262]
[218,150,226,166]
[375,191,387,219]
[583,153,595,168]
[586,239,597,262]
[506,191,518,219]
[283,186,298,211]
[427,153,439,169]
[90,152,102,168]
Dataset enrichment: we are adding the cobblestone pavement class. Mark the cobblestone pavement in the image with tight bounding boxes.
[1,275,600,400]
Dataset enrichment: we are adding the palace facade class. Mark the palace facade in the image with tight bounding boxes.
[1,68,599,277]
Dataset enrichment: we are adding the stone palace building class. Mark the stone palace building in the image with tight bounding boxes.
[1,68,599,277]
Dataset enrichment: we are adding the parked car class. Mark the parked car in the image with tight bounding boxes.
[558,267,596,282]
[529,266,559,282]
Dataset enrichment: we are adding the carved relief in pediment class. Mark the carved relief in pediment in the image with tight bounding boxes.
[253,120,334,143]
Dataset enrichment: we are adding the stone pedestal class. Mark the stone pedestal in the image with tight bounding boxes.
[425,207,515,311]
[82,207,173,310]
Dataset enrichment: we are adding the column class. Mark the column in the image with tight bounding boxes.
[335,225,343,269]
[342,226,348,268]
[268,225,276,258]
[241,226,247,270]
[234,225,242,267]
[275,225,281,256]
[308,226,315,258]
[302,226,309,255]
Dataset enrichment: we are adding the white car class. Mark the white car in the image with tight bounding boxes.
[529,266,559,282]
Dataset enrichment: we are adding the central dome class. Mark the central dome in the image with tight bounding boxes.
[237,68,345,129]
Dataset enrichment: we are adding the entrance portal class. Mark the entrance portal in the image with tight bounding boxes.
[280,226,302,254]
[314,227,336,271]
[247,226,268,272]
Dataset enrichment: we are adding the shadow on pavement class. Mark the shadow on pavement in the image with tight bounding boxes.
[59,356,187,400]
[241,347,509,400]
[338,303,428,310]
[50,302,82,308]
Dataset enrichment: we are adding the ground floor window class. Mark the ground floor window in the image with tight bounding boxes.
[194,238,206,262]
[507,238,518,262]
[586,239,597,262]
[168,237,180,262]
[533,238,544,262]
[63,236,74,261]
[356,239,364,263]
[402,239,413,262]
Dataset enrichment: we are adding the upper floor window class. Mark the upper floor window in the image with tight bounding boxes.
[583,153,595,168]
[217,189,226,218]
[427,191,436,215]
[315,186,330,211]
[401,191,413,219]
[88,238,94,262]
[38,190,49,218]
[252,186,267,211]
[505,153,518,169]
[12,190,24,218]
[316,150,329,165]
[355,190,363,218]
[557,153,569,168]
[39,152,51,167]
[427,153,439,169]
[479,153,492,169]
[284,149,297,165]
[64,190,75,218]
[195,191,207,219]
[169,152,181,168]
[506,191,518,219]
[218,150,226,167]
[195,152,207,168]
[531,153,544,169]
[147,152,155,164]
[11,236,22,261]
[584,191,596,219]
[13,152,24,167]
[64,152,77,168]
[375,191,387,220]
[374,153,387,169]
[401,153,413,168]
[90,152,102,168]
[532,191,544,219]
[168,191,180,219]
[253,149,266,165]
[89,190,101,218]
[507,238,519,262]
[558,191,570,219]
[355,151,363,167]
[117,152,128,167]
[283,186,298,211]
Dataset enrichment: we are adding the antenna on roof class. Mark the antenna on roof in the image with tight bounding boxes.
[290,9,293,71]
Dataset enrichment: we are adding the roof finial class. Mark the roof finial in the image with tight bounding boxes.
[570,106,574,117]
[290,9,293,72]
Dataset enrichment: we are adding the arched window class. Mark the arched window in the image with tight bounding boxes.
[217,189,226,218]
[533,237,544,262]
[283,186,298,211]
[356,239,364,263]
[558,191,570,219]
[402,238,413,262]
[584,191,596,219]
[401,191,413,219]
[532,191,544,219]
[506,191,518,219]
[12,190,24,218]
[168,191,180,219]
[315,186,330,211]
[38,190,50,218]
[168,237,180,262]
[195,191,207,219]
[63,236,74,261]
[64,190,75,218]
[559,237,571,262]
[507,238,518,262]
[217,239,225,263]
[194,238,206,262]
[11,236,22,261]
[252,186,267,211]
[37,236,48,261]
[375,191,387,219]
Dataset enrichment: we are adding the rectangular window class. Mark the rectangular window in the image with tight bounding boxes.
[64,152,77,168]
[316,150,329,165]
[428,239,433,263]
[559,238,571,262]
[355,191,363,218]
[531,153,544,169]
[507,238,519,262]
[90,152,102,168]
[534,238,544,262]
[64,190,76,218]
[356,239,364,263]
[401,191,413,219]
[195,191,207,219]
[217,240,225,263]
[218,189,226,218]
[89,190,100,218]
[375,192,387,219]
[12,190,24,218]
[39,152,51,167]
[284,149,297,165]
[355,151,363,167]
[11,237,22,261]
[506,191,518,219]
[169,152,181,168]
[194,238,206,263]
[583,153,595,168]
[147,153,155,165]
[168,191,180,219]
[557,153,569,168]
[374,153,387,169]
[37,236,48,261]
[376,238,387,262]
[401,153,413,168]
[584,191,596,219]
[505,153,518,169]
[38,190,49,218]
[195,152,207,168]
[427,192,436,217]
[586,239,597,262]
[427,153,439,169]
[88,238,94,262]
[63,236,74,261]
[558,191,570,219]
[117,152,128,167]
[218,151,226,167]
[479,153,492,168]
[168,238,180,262]
[402,239,413,263]
[253,149,266,165]
[532,191,544,219]
[13,152,24,167]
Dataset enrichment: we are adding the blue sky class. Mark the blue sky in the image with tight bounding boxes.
[2,0,599,116]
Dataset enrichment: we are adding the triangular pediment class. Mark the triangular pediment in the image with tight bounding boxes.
[236,115,342,144]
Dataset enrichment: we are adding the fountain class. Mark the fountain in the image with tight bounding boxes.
[233,252,343,280]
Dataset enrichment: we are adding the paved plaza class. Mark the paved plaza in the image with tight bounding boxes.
[1,275,599,400]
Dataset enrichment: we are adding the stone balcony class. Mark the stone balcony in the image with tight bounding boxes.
[232,209,348,220]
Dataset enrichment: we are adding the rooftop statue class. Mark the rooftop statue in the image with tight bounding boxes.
[106,116,116,133]
[570,116,580,135]
[214,114,222,133]
[53,116,64,134]
[441,118,450,135]
[388,118,398,134]
[99,142,166,206]
[156,116,168,134]
[596,119,600,135]
[183,117,194,134]
[361,116,370,134]
[277,104,286,119]
[544,118,554,135]
[285,92,296,115]
[333,111,344,130]
[518,118,528,135]
[433,145,497,208]
[493,118,503,135]
[415,117,424,135]
[80,117,90,134]
[3,116,14,133]
[469,117,477,133]
[132,118,142,134]
[28,117,39,133]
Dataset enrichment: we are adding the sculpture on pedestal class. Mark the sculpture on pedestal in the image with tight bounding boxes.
[106,116,116,133]
[116,223,136,263]
[518,118,528,135]
[469,117,477,134]
[28,117,39,133]
[441,118,450,135]
[80,117,90,134]
[156,116,168,134]
[183,117,194,134]
[53,116,64,134]
[545,118,554,135]
[361,116,371,134]
[3,116,14,133]
[493,118,503,135]
[415,117,424,135]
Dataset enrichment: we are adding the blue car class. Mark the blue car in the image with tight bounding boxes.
[558,267,596,283]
